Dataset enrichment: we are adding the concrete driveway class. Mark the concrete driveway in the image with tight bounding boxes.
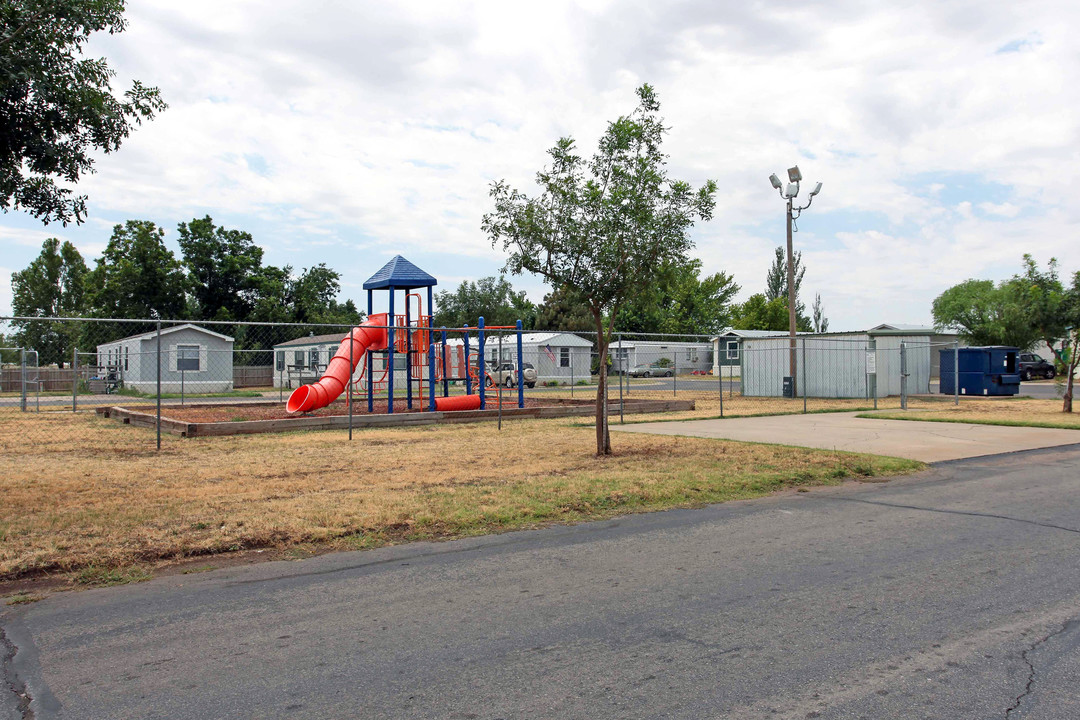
[613,411,1080,462]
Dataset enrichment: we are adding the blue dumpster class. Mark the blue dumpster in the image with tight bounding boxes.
[939,346,1021,396]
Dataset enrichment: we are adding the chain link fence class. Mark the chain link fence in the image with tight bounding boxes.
[1,315,980,453]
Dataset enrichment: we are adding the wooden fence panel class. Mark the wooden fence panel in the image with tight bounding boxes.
[233,366,273,388]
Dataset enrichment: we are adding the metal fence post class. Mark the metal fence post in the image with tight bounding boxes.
[516,320,524,410]
[718,348,724,418]
[20,347,26,412]
[868,338,877,410]
[348,329,354,440]
[900,341,908,410]
[673,349,677,398]
[72,345,78,413]
[618,333,624,424]
[802,337,808,414]
[497,332,503,431]
[570,345,574,398]
[156,321,162,451]
[954,340,959,406]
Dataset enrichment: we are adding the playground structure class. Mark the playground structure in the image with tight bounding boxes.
[286,256,529,416]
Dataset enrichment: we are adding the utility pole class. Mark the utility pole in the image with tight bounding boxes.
[769,165,822,398]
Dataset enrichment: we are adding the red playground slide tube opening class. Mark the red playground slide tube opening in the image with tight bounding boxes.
[285,314,388,414]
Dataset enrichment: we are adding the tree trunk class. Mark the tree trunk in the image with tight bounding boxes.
[1064,336,1077,414]
[593,310,611,455]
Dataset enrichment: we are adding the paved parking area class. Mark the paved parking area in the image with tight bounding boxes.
[612,411,1080,462]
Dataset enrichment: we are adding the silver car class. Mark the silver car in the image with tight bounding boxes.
[487,362,537,388]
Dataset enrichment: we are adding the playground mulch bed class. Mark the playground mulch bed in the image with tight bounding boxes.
[165,397,549,424]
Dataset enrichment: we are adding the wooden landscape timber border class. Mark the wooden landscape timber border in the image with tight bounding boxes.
[95,398,695,438]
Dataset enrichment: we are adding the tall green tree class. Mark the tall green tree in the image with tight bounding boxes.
[290,264,363,325]
[484,84,716,454]
[1,0,165,224]
[812,292,829,333]
[9,237,86,365]
[432,275,536,330]
[84,221,187,328]
[765,245,811,328]
[932,278,1041,350]
[765,246,804,303]
[613,259,738,335]
[730,293,811,332]
[177,216,266,321]
[535,285,594,332]
[1012,254,1069,362]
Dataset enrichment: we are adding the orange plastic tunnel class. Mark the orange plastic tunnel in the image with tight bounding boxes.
[286,314,388,414]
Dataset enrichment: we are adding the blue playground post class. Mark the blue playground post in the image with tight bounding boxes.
[367,289,373,413]
[516,319,524,408]
[463,325,472,396]
[440,328,448,397]
[427,288,436,411]
[478,316,486,410]
[387,287,395,414]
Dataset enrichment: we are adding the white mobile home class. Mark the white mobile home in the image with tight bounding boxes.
[486,332,593,383]
[608,339,713,374]
[95,324,234,393]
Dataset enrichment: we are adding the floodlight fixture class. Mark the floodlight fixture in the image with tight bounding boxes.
[809,182,822,197]
[785,183,798,199]
[787,165,802,183]
[769,173,783,190]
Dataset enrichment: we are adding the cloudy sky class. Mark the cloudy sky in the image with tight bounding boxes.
[2,0,1078,331]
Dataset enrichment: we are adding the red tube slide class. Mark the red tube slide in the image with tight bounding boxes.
[286,314,388,414]
[434,394,481,411]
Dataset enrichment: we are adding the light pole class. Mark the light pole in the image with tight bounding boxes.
[769,165,821,396]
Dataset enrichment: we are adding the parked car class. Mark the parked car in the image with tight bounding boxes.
[1018,353,1056,381]
[628,362,674,378]
[486,362,537,388]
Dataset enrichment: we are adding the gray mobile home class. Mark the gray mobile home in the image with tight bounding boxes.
[95,324,234,393]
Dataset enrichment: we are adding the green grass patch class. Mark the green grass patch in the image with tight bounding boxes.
[74,565,153,588]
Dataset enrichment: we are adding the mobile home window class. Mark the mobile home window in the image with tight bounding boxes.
[124,346,129,371]
[294,350,304,367]
[276,351,285,371]
[559,347,570,368]
[177,345,200,372]
[727,341,739,360]
[309,349,319,368]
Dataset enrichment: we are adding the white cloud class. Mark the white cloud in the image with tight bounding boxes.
[979,201,1020,217]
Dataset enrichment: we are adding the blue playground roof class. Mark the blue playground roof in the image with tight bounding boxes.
[362,255,438,290]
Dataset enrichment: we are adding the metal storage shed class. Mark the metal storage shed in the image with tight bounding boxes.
[739,328,939,398]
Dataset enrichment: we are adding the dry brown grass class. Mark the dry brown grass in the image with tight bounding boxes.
[614,392,905,423]
[0,408,920,581]
[864,397,1080,430]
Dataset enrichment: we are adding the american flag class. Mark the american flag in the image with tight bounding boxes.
[543,344,557,364]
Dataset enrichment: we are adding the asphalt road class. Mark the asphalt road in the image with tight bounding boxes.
[4,443,1080,719]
